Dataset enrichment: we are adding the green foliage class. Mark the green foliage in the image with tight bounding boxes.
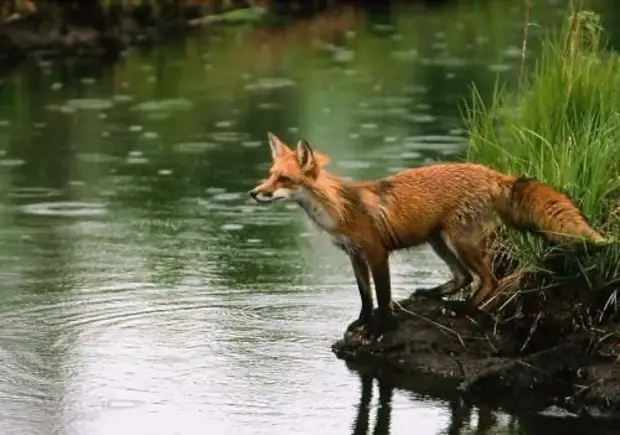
[464,8,620,288]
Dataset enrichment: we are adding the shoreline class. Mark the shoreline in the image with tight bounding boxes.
[331,292,620,419]
[0,3,268,74]
[0,0,457,74]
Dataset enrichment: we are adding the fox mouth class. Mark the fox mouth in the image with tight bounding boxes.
[251,192,285,203]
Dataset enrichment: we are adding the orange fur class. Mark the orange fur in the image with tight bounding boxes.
[250,133,606,337]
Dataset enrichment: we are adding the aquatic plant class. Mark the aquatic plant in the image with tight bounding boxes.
[464,4,620,308]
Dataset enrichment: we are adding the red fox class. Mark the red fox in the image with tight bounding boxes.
[250,132,607,338]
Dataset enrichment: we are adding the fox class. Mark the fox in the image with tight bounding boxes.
[250,132,607,339]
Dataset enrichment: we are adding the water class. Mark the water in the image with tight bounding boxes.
[1,1,620,434]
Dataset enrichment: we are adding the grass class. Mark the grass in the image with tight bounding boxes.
[464,5,620,299]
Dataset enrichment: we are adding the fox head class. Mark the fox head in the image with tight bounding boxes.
[250,132,330,203]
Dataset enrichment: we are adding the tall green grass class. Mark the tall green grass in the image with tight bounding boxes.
[464,8,620,290]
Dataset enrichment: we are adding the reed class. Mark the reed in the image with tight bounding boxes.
[464,3,620,293]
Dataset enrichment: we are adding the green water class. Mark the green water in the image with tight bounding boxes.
[0,1,619,434]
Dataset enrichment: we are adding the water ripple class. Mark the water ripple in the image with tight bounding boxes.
[7,187,63,199]
[19,202,108,218]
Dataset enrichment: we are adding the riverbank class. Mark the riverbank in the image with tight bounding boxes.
[332,289,620,418]
[0,1,268,73]
[0,0,453,74]
[334,7,620,419]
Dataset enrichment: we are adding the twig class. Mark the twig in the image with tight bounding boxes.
[448,352,467,381]
[393,300,467,349]
[466,316,498,353]
[598,289,618,323]
[491,270,528,313]
[516,360,545,372]
[586,330,618,355]
[574,370,613,397]
[575,304,595,334]
[520,311,543,352]
[497,290,519,312]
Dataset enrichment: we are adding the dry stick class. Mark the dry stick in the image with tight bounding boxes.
[516,360,545,372]
[491,270,528,313]
[576,304,593,334]
[574,373,612,397]
[598,290,618,324]
[585,330,619,356]
[519,311,543,352]
[393,300,467,349]
[466,316,498,353]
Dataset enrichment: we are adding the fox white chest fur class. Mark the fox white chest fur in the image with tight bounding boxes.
[293,188,337,232]
[293,188,358,254]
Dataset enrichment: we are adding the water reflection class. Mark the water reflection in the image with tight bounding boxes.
[349,372,505,435]
[349,372,620,435]
[351,374,393,435]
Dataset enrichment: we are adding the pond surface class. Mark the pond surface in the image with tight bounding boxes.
[1,1,620,434]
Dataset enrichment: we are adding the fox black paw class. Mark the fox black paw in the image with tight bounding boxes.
[344,325,373,346]
[346,317,370,333]
[345,317,371,341]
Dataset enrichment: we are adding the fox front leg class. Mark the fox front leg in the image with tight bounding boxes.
[346,253,374,334]
[369,255,398,336]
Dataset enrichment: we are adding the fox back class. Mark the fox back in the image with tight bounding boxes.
[250,133,507,255]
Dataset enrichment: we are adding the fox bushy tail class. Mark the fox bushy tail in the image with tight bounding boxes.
[494,176,608,246]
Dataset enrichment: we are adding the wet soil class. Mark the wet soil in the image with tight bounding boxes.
[332,289,620,419]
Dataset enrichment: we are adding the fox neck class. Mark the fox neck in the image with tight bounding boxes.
[292,173,348,233]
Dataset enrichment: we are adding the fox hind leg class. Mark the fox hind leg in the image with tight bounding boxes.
[415,230,473,300]
[442,228,498,310]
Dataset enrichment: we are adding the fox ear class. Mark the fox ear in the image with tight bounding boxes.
[296,140,330,169]
[296,139,316,172]
[267,132,289,160]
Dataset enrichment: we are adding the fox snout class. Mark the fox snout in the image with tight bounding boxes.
[250,188,288,203]
[250,188,273,203]
[250,182,292,204]
[249,183,278,203]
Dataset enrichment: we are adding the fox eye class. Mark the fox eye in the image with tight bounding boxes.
[277,175,292,183]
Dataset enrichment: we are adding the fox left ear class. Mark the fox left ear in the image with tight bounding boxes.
[296,139,315,172]
[267,132,290,160]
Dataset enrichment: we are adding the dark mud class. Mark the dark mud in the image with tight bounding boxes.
[332,290,620,420]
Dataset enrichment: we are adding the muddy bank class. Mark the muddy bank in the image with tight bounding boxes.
[332,290,620,419]
[0,1,267,72]
[0,0,458,73]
